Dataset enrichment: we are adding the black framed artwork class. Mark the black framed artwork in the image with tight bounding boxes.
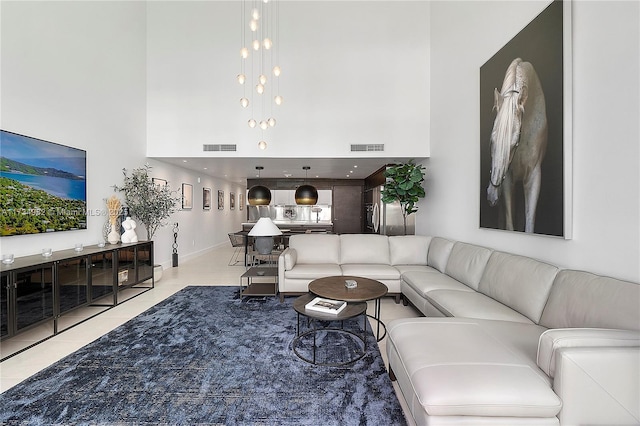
[203,188,211,210]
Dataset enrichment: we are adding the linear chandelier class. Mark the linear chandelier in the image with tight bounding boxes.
[238,0,282,151]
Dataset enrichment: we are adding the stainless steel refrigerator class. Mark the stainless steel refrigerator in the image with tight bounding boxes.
[365,185,415,236]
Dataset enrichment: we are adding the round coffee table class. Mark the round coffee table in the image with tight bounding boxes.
[292,293,368,366]
[309,276,388,341]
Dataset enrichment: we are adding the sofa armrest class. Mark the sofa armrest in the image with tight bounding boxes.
[554,346,640,425]
[278,248,294,296]
[537,328,640,378]
[280,247,297,270]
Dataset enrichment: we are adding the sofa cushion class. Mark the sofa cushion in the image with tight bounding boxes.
[444,242,493,291]
[340,234,390,265]
[387,318,561,418]
[478,251,558,324]
[394,265,437,275]
[340,264,400,280]
[402,270,474,298]
[389,235,431,266]
[288,234,340,264]
[283,263,343,279]
[426,237,454,273]
[539,269,640,331]
[426,290,534,324]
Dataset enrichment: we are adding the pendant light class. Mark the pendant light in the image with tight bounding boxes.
[238,0,282,150]
[248,166,271,206]
[295,166,318,205]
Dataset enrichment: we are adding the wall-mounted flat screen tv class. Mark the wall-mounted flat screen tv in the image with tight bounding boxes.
[1,130,87,236]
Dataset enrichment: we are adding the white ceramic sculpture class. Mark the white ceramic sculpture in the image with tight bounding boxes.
[121,216,139,243]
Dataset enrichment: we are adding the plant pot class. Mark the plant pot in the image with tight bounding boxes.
[154,264,163,282]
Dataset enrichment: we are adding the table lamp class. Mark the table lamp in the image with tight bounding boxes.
[248,217,283,255]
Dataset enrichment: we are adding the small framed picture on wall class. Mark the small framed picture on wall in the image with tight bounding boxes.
[152,178,167,187]
[230,192,235,210]
[203,188,211,210]
[182,183,193,209]
[217,190,224,210]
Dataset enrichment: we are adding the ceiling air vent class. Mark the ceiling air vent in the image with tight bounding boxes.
[203,144,237,152]
[350,144,384,152]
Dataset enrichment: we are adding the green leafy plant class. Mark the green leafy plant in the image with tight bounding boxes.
[381,160,426,235]
[113,164,180,240]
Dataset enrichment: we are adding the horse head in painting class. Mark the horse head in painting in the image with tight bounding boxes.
[487,58,548,233]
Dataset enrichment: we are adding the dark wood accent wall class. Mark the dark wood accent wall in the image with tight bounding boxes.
[364,165,387,190]
[333,185,363,234]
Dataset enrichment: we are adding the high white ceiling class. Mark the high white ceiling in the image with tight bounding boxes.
[146,1,430,185]
[152,156,420,184]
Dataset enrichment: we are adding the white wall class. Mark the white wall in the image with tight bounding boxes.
[420,0,640,282]
[146,1,430,159]
[0,1,245,267]
[143,159,246,268]
[1,1,148,257]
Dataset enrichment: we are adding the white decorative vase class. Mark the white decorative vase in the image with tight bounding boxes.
[107,221,120,244]
[154,264,163,282]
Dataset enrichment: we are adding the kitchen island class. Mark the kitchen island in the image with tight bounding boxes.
[241,221,333,234]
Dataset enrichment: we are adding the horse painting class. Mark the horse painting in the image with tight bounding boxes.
[486,58,548,233]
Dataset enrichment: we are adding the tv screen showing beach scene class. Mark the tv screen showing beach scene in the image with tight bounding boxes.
[1,130,86,236]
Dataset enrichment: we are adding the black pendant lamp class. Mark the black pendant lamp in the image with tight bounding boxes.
[248,166,271,206]
[295,166,318,205]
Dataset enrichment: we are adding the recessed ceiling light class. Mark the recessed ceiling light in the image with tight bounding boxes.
[349,170,353,173]
[353,165,358,168]
[182,160,188,163]
[204,167,208,170]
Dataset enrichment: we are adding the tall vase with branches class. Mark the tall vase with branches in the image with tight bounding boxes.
[113,164,180,241]
[381,160,426,235]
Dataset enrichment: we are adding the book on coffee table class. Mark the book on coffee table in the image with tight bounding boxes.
[305,297,347,315]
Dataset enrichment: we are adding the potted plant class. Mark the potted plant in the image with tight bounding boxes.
[113,164,180,241]
[381,160,426,235]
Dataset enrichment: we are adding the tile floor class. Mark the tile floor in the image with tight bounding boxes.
[0,244,420,424]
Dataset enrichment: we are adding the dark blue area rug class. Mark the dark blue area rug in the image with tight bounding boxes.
[0,286,406,425]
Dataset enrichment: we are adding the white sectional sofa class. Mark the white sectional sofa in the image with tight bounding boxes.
[391,237,640,425]
[278,234,640,425]
[278,233,433,302]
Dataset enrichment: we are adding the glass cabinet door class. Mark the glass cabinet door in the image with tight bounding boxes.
[57,257,89,314]
[1,273,9,339]
[89,252,114,302]
[15,266,54,332]
[136,243,153,283]
[117,247,136,287]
